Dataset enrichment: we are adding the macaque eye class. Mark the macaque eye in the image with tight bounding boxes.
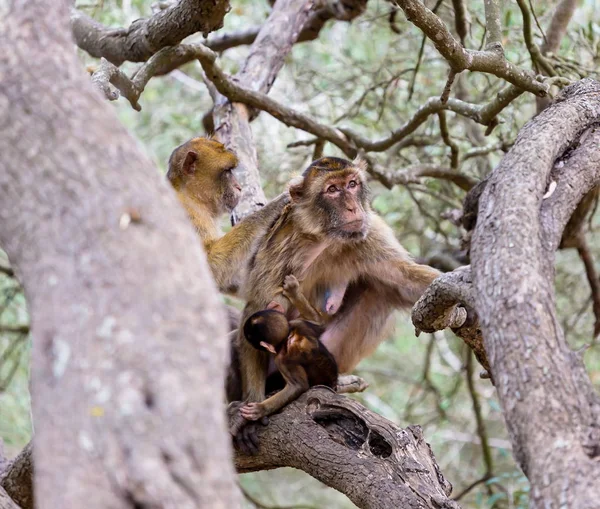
[326,185,338,194]
[348,180,357,188]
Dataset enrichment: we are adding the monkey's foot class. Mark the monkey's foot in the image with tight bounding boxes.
[282,274,300,295]
[240,402,267,421]
[336,374,369,394]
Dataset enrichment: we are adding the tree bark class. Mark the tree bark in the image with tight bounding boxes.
[0,489,20,509]
[471,79,600,508]
[235,388,461,509]
[71,0,230,66]
[0,444,32,509]
[212,0,314,221]
[0,2,239,508]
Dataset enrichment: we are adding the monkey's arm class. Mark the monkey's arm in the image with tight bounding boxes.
[279,275,324,323]
[240,359,309,421]
[206,193,289,294]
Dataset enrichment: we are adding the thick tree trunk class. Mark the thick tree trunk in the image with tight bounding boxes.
[0,2,239,508]
[471,80,600,508]
[411,79,600,507]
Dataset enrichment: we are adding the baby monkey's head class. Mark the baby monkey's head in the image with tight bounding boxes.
[243,310,290,354]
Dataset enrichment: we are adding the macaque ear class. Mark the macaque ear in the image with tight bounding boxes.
[259,341,277,355]
[288,176,305,203]
[182,151,198,175]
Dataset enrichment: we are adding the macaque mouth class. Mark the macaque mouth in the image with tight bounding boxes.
[340,219,365,232]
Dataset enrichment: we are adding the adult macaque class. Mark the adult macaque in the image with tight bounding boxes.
[167,137,288,296]
[240,308,338,422]
[236,156,441,406]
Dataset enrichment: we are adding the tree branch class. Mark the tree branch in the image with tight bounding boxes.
[411,266,490,376]
[234,388,461,509]
[71,0,230,66]
[536,0,579,112]
[211,0,314,221]
[392,0,550,96]
[370,163,477,191]
[483,0,503,51]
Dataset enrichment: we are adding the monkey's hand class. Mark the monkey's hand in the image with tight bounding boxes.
[240,402,267,421]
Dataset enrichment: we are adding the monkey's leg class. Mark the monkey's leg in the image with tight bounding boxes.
[241,364,309,420]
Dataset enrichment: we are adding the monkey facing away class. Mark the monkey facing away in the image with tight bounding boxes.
[240,308,337,421]
[167,137,288,296]
[235,156,441,408]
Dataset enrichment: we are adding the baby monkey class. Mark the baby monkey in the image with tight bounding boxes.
[240,308,338,421]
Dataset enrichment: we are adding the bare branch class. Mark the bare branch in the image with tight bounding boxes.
[541,0,578,55]
[91,58,141,110]
[451,0,469,46]
[438,111,459,168]
[211,0,315,221]
[536,0,578,112]
[515,0,555,76]
[392,0,550,96]
[371,163,477,191]
[234,388,461,509]
[71,0,230,66]
[483,0,503,51]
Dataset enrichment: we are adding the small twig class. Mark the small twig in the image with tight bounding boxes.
[407,0,444,101]
[483,0,503,53]
[440,69,457,104]
[312,139,325,160]
[465,351,494,478]
[576,237,600,338]
[438,111,459,168]
[0,266,14,278]
[241,485,317,509]
[515,0,556,76]
[451,0,469,47]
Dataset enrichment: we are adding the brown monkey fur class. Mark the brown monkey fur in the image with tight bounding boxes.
[235,156,441,405]
[240,308,337,421]
[167,137,288,296]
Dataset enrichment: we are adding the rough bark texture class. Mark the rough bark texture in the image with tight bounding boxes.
[0,2,239,508]
[71,0,230,66]
[235,388,461,509]
[0,444,32,509]
[412,266,490,376]
[471,79,600,508]
[212,0,314,221]
[0,489,20,509]
[536,0,578,112]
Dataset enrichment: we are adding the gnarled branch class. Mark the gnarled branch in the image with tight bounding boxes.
[235,388,461,509]
[71,0,230,66]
